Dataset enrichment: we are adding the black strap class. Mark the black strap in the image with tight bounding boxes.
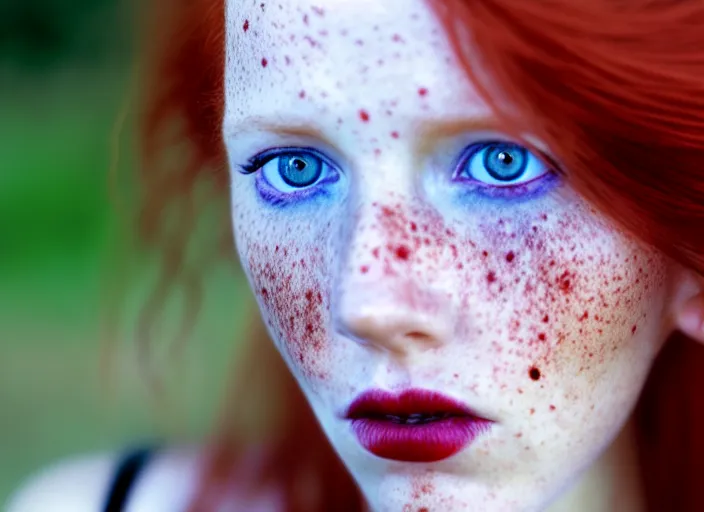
[103,446,157,512]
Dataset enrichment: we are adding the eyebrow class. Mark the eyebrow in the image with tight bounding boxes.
[225,114,504,148]
[225,116,329,141]
[415,117,502,153]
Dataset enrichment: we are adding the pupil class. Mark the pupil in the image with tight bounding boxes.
[292,158,306,171]
[497,151,513,166]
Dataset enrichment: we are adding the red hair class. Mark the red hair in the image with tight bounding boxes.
[135,0,704,510]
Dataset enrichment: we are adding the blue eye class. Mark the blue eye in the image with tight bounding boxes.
[457,141,550,187]
[239,147,340,204]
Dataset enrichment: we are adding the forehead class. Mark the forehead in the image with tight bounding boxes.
[223,0,482,126]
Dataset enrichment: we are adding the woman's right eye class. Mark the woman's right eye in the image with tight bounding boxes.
[263,152,325,191]
[240,147,338,197]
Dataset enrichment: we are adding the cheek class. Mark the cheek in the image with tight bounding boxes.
[467,204,669,389]
[237,213,334,382]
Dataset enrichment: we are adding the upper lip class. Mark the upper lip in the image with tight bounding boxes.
[344,388,488,421]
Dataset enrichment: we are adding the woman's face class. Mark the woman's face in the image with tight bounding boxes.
[224,0,677,509]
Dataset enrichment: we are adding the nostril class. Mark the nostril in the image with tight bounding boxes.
[405,331,433,342]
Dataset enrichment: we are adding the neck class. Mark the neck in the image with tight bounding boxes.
[547,418,645,512]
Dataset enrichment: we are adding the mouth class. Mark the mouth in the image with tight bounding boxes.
[345,388,493,463]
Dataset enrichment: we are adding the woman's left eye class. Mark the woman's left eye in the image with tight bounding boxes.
[456,141,551,187]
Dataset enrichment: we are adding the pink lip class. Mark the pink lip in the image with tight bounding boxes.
[345,388,493,463]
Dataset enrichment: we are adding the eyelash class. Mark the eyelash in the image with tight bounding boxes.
[238,142,559,205]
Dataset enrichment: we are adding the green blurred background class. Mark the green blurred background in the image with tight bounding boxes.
[0,0,250,502]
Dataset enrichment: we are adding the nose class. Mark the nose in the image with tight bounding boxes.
[333,202,455,357]
[336,288,453,356]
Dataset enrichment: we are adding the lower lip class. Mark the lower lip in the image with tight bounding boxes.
[350,417,491,462]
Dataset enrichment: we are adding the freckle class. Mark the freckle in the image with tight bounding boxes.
[418,87,428,97]
[558,271,572,293]
[298,90,306,99]
[487,271,497,283]
[243,19,250,32]
[529,367,541,381]
[312,6,325,16]
[261,57,268,67]
[506,251,515,263]
[355,39,364,46]
[391,131,399,139]
[360,265,369,274]
[395,245,411,260]
[303,14,309,24]
[515,432,523,438]
[359,109,370,122]
[529,408,536,415]
[549,405,556,411]
[392,33,404,43]
[541,213,548,221]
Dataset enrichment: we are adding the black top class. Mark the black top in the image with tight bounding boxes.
[102,446,157,512]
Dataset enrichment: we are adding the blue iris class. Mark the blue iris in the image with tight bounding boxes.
[278,153,323,188]
[482,143,528,182]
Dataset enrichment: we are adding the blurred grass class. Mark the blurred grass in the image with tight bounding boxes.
[0,67,251,501]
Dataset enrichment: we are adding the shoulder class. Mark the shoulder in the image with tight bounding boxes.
[6,447,201,512]
[6,452,116,512]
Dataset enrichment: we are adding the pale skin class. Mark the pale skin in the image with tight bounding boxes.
[8,1,704,511]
